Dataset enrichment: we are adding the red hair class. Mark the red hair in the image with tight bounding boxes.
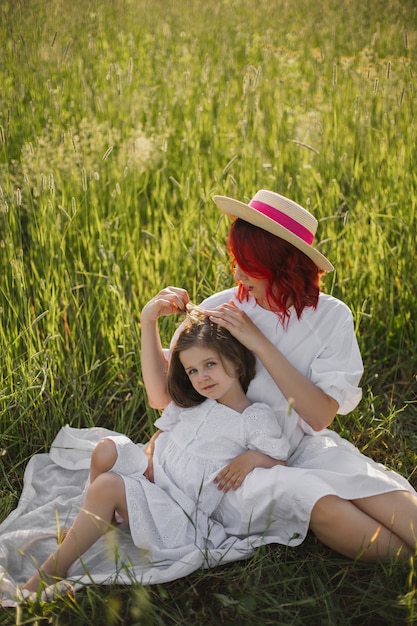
[227,219,322,324]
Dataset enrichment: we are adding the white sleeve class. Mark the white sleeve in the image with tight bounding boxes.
[154,402,182,431]
[310,312,363,415]
[244,404,290,461]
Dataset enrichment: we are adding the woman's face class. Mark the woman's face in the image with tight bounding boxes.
[234,264,270,305]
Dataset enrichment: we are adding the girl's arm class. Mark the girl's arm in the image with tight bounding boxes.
[205,302,338,431]
[140,286,190,408]
[214,450,285,493]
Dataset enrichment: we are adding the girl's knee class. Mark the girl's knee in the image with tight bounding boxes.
[90,471,123,495]
[91,438,117,474]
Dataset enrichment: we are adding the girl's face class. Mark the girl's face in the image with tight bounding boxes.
[234,264,270,309]
[179,344,242,407]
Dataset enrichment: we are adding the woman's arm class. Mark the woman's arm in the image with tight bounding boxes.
[205,302,338,431]
[140,287,190,408]
[254,334,339,430]
[143,430,162,482]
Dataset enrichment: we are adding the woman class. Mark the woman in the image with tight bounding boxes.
[141,189,417,562]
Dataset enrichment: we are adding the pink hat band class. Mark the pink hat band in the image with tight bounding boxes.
[212,189,334,272]
[249,199,315,245]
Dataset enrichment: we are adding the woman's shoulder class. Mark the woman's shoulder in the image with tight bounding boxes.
[318,291,351,308]
[295,293,355,338]
[314,292,354,320]
[200,287,237,308]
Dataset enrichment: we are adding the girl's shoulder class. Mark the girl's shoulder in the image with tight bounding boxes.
[241,402,286,436]
[154,399,213,430]
[242,401,276,420]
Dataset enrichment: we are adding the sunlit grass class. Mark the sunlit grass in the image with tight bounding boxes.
[0,0,416,623]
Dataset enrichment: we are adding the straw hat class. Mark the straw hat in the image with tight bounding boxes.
[213,189,334,272]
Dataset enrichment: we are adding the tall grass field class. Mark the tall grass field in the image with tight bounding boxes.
[0,0,416,623]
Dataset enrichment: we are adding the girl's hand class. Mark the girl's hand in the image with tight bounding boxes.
[214,451,285,493]
[203,301,264,352]
[141,287,190,324]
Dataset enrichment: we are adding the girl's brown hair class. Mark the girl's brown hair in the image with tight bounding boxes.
[167,308,256,408]
[228,219,322,324]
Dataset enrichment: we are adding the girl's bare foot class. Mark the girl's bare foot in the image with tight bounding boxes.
[58,527,70,544]
[22,567,65,593]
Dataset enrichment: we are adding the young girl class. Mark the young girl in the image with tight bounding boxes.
[22,307,289,594]
[141,189,417,562]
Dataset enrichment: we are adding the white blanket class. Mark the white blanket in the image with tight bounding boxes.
[0,426,264,607]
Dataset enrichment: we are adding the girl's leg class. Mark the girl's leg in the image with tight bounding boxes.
[310,494,413,562]
[23,472,128,592]
[89,438,118,483]
[59,438,119,543]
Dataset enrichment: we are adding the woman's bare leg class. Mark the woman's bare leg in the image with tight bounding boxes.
[310,494,413,562]
[22,472,128,592]
[352,490,417,550]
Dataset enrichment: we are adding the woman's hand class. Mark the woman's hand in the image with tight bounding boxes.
[214,451,284,493]
[143,431,162,482]
[141,287,190,324]
[205,300,339,431]
[203,301,264,352]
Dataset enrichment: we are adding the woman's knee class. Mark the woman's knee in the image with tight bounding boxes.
[91,438,117,474]
[309,495,343,530]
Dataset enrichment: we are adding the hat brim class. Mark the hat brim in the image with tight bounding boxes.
[213,195,334,272]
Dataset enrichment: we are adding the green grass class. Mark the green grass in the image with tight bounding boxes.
[0,0,416,623]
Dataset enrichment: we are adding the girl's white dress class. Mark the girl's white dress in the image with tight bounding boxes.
[107,398,289,562]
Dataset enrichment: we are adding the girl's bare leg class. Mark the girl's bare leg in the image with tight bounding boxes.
[58,439,119,544]
[89,438,118,482]
[22,472,128,592]
[310,494,414,562]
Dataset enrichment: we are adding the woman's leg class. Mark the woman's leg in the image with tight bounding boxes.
[310,494,413,562]
[23,472,128,592]
[352,490,417,551]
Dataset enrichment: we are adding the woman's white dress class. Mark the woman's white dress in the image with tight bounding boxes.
[191,288,416,545]
[107,398,289,561]
[112,287,415,553]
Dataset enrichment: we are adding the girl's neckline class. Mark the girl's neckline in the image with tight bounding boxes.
[208,397,253,415]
